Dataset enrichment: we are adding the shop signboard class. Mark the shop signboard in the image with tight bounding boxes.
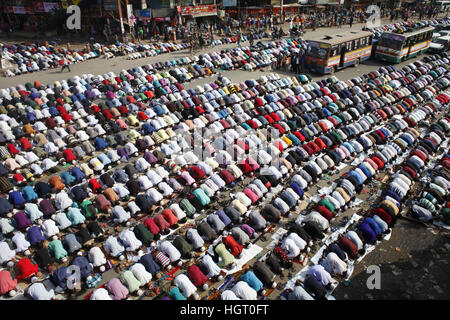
[181,5,217,17]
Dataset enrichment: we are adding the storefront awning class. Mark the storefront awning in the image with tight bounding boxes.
[180,5,217,18]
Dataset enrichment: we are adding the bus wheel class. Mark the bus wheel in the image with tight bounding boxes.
[354,58,360,67]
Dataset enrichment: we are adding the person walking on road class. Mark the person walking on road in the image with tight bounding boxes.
[349,15,354,28]
[237,30,242,47]
[189,38,194,55]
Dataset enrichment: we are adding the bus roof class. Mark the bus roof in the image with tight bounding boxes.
[382,26,435,38]
[308,30,373,46]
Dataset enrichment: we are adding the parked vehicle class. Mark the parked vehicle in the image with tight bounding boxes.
[375,26,434,63]
[429,35,450,53]
[305,30,373,74]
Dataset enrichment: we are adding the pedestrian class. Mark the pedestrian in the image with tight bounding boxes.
[299,53,306,74]
[237,30,242,47]
[138,27,144,42]
[349,16,353,28]
[61,58,71,73]
[293,53,299,74]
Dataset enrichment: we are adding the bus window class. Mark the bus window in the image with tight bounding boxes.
[361,37,367,47]
[416,34,422,44]
[368,35,373,44]
[405,37,411,47]
[379,33,404,50]
[417,33,424,43]
[307,45,329,60]
[352,39,358,50]
[330,46,339,57]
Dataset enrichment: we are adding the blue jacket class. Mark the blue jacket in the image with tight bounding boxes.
[28,226,46,246]
[94,137,109,151]
[141,123,156,135]
[60,171,76,185]
[71,256,93,279]
[71,167,85,182]
[0,197,13,215]
[216,209,232,226]
[358,222,377,244]
[363,217,382,236]
[241,271,263,292]
[140,254,161,275]
[52,267,69,290]
[22,186,38,202]
[290,182,304,198]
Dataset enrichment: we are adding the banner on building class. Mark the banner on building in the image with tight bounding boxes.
[222,0,237,7]
[181,5,217,17]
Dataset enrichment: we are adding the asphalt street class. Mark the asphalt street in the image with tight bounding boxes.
[0,17,426,88]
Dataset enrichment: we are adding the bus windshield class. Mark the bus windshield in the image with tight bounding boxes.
[379,33,405,50]
[307,45,329,59]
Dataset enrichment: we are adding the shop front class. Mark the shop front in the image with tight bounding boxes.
[1,1,63,34]
[179,4,218,29]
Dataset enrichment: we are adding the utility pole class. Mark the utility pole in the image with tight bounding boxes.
[280,0,284,24]
[117,0,125,43]
[238,0,241,25]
